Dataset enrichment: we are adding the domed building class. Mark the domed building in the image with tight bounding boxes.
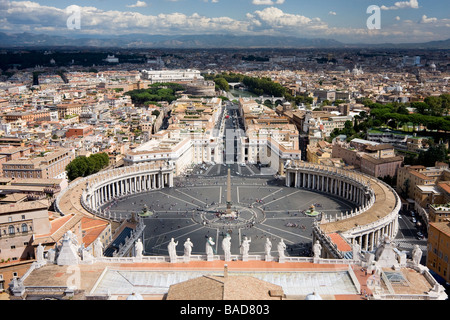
[126,292,144,300]
[166,265,285,300]
[305,292,322,300]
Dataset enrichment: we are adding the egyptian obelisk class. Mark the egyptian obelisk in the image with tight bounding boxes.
[226,168,232,214]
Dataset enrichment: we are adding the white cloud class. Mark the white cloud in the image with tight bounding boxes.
[420,15,437,24]
[252,7,312,27]
[252,0,285,5]
[328,11,337,16]
[381,0,419,10]
[0,0,448,44]
[127,1,148,8]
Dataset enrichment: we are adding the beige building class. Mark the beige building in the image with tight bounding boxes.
[56,103,83,119]
[332,139,403,179]
[2,148,74,180]
[427,220,450,284]
[0,200,50,262]
[306,141,332,165]
[238,98,301,175]
[396,163,449,200]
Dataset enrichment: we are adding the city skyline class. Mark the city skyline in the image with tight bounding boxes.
[0,0,449,44]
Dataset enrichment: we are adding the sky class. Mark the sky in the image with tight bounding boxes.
[0,0,449,44]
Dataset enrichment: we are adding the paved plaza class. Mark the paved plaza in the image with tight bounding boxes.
[105,164,357,257]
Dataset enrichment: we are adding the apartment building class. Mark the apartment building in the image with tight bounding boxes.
[238,98,301,175]
[427,220,450,284]
[0,200,50,262]
[396,163,449,200]
[306,141,333,165]
[332,139,403,178]
[56,103,83,119]
[4,110,51,123]
[2,148,74,180]
[66,125,94,138]
[140,69,203,84]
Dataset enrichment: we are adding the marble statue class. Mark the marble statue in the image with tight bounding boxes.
[66,230,79,249]
[56,231,80,266]
[374,234,399,268]
[168,238,178,262]
[36,243,44,263]
[352,242,361,260]
[222,234,232,261]
[134,239,144,258]
[240,237,251,256]
[184,238,194,259]
[264,238,272,260]
[94,238,104,258]
[313,240,322,259]
[47,249,56,263]
[81,246,94,262]
[277,239,286,259]
[206,237,215,257]
[412,245,423,266]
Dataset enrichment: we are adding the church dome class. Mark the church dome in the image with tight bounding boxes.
[305,292,322,300]
[126,292,144,300]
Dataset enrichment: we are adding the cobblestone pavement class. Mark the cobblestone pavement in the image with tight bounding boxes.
[106,166,357,257]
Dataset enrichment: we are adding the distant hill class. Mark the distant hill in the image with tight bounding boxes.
[0,32,449,49]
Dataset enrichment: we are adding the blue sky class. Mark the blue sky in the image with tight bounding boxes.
[0,0,449,43]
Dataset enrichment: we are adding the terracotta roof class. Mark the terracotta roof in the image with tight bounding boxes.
[0,199,48,215]
[437,182,450,194]
[429,221,450,237]
[364,143,394,151]
[81,216,109,247]
[360,154,403,165]
[167,273,284,300]
[328,233,352,252]
[34,213,82,245]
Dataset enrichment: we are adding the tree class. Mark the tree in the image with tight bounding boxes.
[417,143,448,167]
[66,153,109,181]
[411,102,429,115]
[214,77,229,92]
[423,96,445,116]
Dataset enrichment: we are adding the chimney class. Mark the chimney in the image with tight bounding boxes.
[224,264,228,279]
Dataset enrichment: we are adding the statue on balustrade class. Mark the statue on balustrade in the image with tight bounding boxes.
[184,238,194,260]
[222,234,232,261]
[206,237,215,257]
[135,238,144,258]
[168,238,178,262]
[94,238,104,258]
[313,240,322,259]
[412,245,423,266]
[352,242,361,260]
[277,239,286,259]
[36,243,45,263]
[240,236,251,257]
[265,238,272,260]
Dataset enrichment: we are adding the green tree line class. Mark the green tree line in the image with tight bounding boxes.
[66,152,109,181]
[125,83,184,106]
[363,96,450,132]
[204,72,287,97]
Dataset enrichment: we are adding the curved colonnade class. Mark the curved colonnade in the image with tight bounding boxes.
[285,162,401,258]
[56,161,400,260]
[55,163,175,222]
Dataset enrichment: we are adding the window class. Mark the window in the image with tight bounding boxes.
[21,224,28,233]
[8,225,15,235]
